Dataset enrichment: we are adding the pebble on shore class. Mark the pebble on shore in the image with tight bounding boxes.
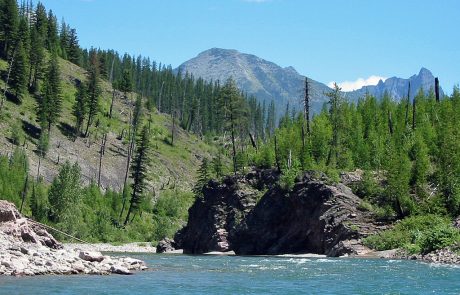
[0,200,148,276]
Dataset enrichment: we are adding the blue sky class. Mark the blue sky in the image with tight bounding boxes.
[40,0,459,92]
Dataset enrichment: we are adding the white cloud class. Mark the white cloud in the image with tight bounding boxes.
[328,75,387,92]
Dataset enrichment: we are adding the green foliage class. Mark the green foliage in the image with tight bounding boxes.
[193,158,211,196]
[84,49,101,136]
[37,131,49,157]
[0,148,28,206]
[363,215,460,254]
[72,81,87,135]
[0,0,19,59]
[48,161,82,223]
[10,119,25,145]
[253,145,275,169]
[9,39,28,101]
[38,51,62,132]
[152,189,194,242]
[125,125,151,225]
[279,158,301,190]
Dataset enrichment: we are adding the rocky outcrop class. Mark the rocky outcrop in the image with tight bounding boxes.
[175,170,269,254]
[173,170,386,256]
[156,238,177,253]
[0,200,147,276]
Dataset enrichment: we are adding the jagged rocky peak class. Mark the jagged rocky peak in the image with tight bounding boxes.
[178,48,443,116]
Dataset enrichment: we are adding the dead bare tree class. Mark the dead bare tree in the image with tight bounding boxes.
[435,77,440,103]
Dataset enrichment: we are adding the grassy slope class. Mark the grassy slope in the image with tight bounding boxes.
[0,56,217,194]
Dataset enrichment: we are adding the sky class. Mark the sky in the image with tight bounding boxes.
[39,0,459,93]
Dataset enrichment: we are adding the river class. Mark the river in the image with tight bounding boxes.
[1,254,459,294]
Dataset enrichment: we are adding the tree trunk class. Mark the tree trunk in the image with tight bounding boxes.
[171,110,176,146]
[231,112,237,175]
[36,155,41,181]
[435,77,440,103]
[20,175,29,213]
[405,81,411,128]
[249,132,257,150]
[84,115,92,138]
[304,77,310,134]
[121,111,134,217]
[97,133,106,188]
[1,51,15,111]
[109,90,115,119]
[274,135,281,172]
[388,110,394,135]
[123,193,135,226]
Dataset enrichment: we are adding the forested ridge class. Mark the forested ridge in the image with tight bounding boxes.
[0,0,266,242]
[1,0,459,253]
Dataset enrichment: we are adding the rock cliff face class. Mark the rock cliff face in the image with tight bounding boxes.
[171,170,386,256]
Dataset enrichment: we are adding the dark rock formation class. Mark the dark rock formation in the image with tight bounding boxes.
[174,170,386,256]
[175,172,267,254]
[156,238,177,253]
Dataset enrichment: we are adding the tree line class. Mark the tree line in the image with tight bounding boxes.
[240,83,460,220]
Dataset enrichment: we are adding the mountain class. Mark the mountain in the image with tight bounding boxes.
[178,48,443,116]
[177,48,331,117]
[347,67,444,101]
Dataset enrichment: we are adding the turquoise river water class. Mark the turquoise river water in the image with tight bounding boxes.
[1,254,460,294]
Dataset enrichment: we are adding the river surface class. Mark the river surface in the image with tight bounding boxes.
[1,254,460,294]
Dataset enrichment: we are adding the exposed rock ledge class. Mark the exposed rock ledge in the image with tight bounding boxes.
[0,200,147,276]
[162,169,389,256]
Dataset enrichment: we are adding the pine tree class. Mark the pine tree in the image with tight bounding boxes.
[9,39,27,102]
[28,27,45,91]
[124,125,150,225]
[325,83,345,168]
[193,158,211,196]
[118,69,133,97]
[72,81,87,136]
[84,50,101,137]
[38,52,61,133]
[0,0,19,59]
[59,20,69,59]
[46,10,59,52]
[220,78,248,174]
[67,28,80,65]
[34,2,48,41]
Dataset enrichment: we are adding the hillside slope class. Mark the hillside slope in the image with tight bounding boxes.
[0,57,216,193]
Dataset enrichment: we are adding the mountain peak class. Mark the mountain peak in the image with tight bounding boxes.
[178,48,332,117]
[418,67,433,77]
[179,48,443,116]
[198,48,239,57]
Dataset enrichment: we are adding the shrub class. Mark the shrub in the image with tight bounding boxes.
[363,214,460,254]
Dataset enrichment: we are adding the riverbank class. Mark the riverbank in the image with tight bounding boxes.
[64,242,158,253]
[0,200,147,276]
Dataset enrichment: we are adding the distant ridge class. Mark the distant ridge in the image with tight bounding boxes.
[178,48,443,115]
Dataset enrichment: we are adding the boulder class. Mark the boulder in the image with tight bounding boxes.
[78,251,104,262]
[156,238,176,253]
[0,200,148,276]
[110,265,132,275]
[0,201,20,222]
